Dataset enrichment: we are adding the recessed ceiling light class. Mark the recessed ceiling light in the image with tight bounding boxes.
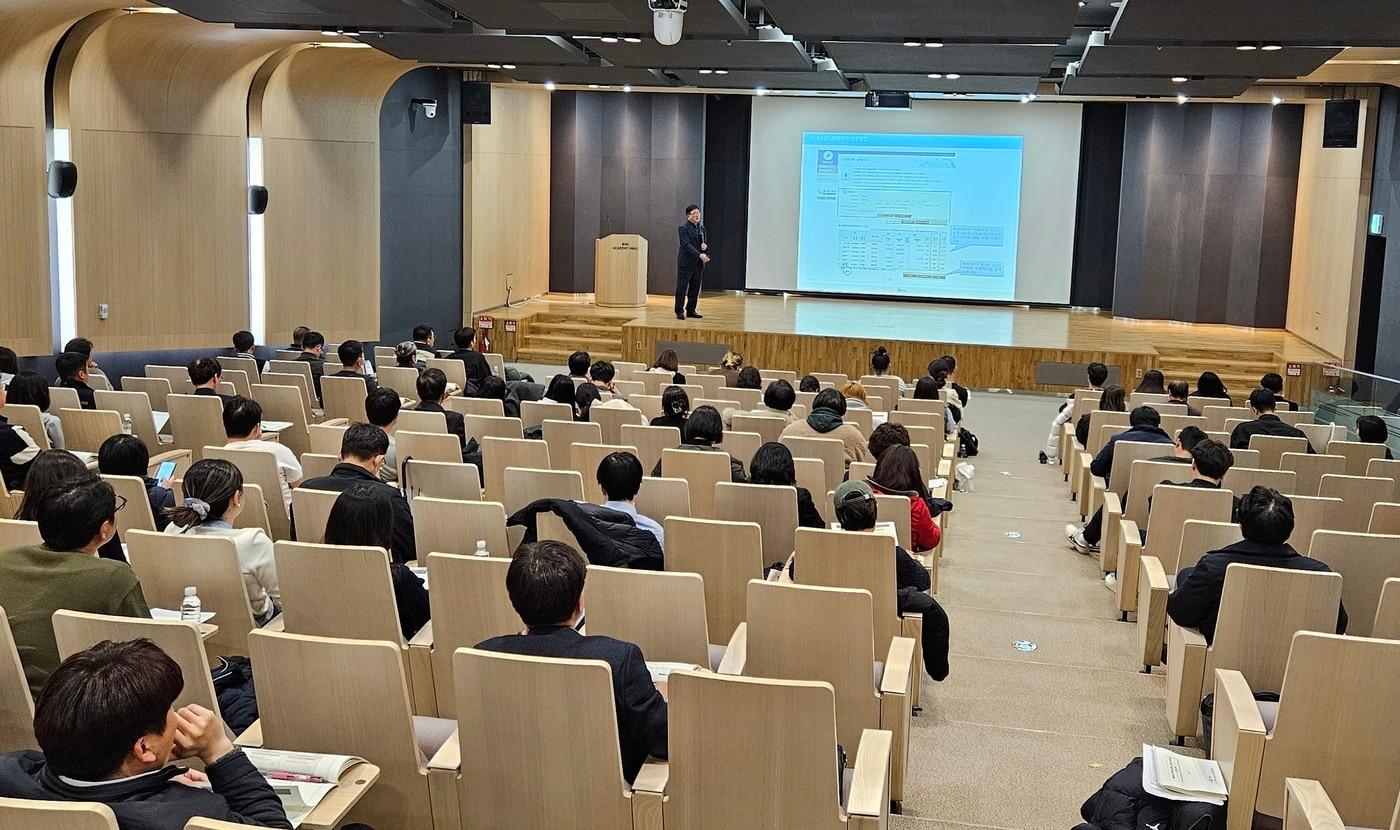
[1271,95,1284,105]
[623,84,633,92]
[1261,43,1283,51]
[946,73,961,79]
[487,63,501,69]
[320,29,339,36]
[927,73,943,79]
[1172,76,1188,83]
[600,35,619,44]
[1177,93,1189,104]
[545,81,556,91]
[755,87,767,96]
[924,41,944,48]
[502,64,516,70]
[624,36,642,43]
[589,83,600,89]
[1236,42,1257,51]
[1078,1,1085,6]
[715,69,728,74]
[698,69,713,74]
[903,40,920,47]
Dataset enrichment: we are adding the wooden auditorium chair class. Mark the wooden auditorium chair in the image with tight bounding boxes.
[714,481,797,565]
[0,519,41,551]
[1369,458,1400,492]
[0,607,35,753]
[542,419,601,472]
[1305,531,1400,637]
[664,517,764,644]
[782,435,846,495]
[247,384,312,458]
[0,798,118,829]
[166,394,225,463]
[1117,484,1235,621]
[463,414,523,446]
[202,446,292,542]
[446,397,505,419]
[636,476,690,522]
[1222,466,1297,496]
[145,365,195,396]
[1376,578,1400,640]
[1318,474,1397,532]
[1327,440,1390,477]
[94,389,168,451]
[502,467,583,517]
[124,376,174,412]
[570,442,638,503]
[401,459,482,503]
[1373,502,1400,535]
[480,436,549,502]
[585,565,722,669]
[732,413,787,445]
[260,372,320,423]
[1280,452,1347,497]
[1282,778,1400,830]
[318,375,369,423]
[520,400,573,432]
[413,553,520,717]
[396,409,448,435]
[307,421,349,456]
[661,448,731,520]
[1249,434,1310,470]
[1083,440,1176,547]
[395,431,465,483]
[1299,423,1347,454]
[411,497,509,560]
[56,408,122,455]
[719,430,762,471]
[1096,458,1192,577]
[1136,520,1242,671]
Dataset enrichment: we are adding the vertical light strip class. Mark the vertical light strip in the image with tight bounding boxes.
[52,128,78,347]
[247,137,266,344]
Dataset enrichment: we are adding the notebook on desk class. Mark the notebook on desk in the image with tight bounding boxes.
[244,748,366,828]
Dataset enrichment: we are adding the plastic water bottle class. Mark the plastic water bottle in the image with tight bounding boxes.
[180,586,202,624]
[121,413,134,435]
[474,540,489,558]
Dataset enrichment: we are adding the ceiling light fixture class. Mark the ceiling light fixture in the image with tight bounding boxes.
[714,69,729,74]
[698,68,713,74]
[927,73,943,79]
[924,41,944,48]
[624,36,643,43]
[589,83,600,88]
[1261,42,1283,51]
[601,35,620,44]
[1271,95,1283,105]
[755,87,767,96]
[623,84,633,92]
[487,63,501,69]
[545,81,556,91]
[502,64,516,70]
[1177,93,1189,104]
[1236,42,1257,51]
[946,73,961,79]
[903,40,920,47]
[1172,76,1188,83]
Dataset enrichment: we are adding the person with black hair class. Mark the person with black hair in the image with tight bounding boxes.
[289,326,309,350]
[798,374,821,393]
[55,351,96,409]
[651,405,746,481]
[98,434,175,530]
[0,345,16,377]
[938,354,970,408]
[1230,388,1310,451]
[588,361,626,402]
[866,445,940,552]
[232,330,258,363]
[411,324,436,366]
[734,366,762,391]
[222,396,302,510]
[1076,385,1126,449]
[868,422,910,461]
[1134,370,1166,396]
[4,370,65,449]
[1168,487,1347,644]
[1041,362,1109,463]
[0,640,292,829]
[567,351,591,379]
[575,383,603,423]
[0,473,149,695]
[63,337,98,372]
[651,385,690,430]
[781,388,868,464]
[923,358,963,435]
[324,484,430,639]
[747,442,825,529]
[446,328,492,395]
[0,381,42,489]
[296,331,327,403]
[164,459,280,626]
[333,340,379,393]
[364,388,402,483]
[476,541,668,783]
[831,480,949,682]
[415,368,467,450]
[1259,372,1298,411]
[17,452,125,564]
[300,424,416,565]
[1357,414,1394,459]
[595,452,663,547]
[1089,406,1172,480]
[1167,380,1190,405]
[869,346,907,397]
[675,203,708,320]
[1190,371,1232,405]
[188,357,235,404]
[723,377,799,427]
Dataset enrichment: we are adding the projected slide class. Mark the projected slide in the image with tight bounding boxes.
[797,133,1024,301]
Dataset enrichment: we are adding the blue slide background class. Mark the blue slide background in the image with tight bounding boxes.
[797,133,1024,302]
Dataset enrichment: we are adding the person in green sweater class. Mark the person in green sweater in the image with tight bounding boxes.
[0,472,150,695]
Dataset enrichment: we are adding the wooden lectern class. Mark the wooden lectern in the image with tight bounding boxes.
[595,234,648,308]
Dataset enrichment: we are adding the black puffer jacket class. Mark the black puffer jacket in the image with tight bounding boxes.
[1073,757,1225,830]
[508,498,664,570]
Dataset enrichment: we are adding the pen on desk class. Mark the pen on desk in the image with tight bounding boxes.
[268,771,325,784]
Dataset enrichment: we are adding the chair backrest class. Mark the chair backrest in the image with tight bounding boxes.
[588,405,645,445]
[664,671,854,830]
[425,553,520,716]
[1173,520,1242,574]
[1211,564,1342,693]
[0,519,41,550]
[287,487,339,544]
[1249,435,1310,470]
[843,407,874,438]
[627,394,662,421]
[1203,406,1252,432]
[1375,578,1400,639]
[320,375,368,423]
[396,409,446,435]
[1160,414,1207,438]
[0,607,35,753]
[247,630,431,830]
[93,390,160,451]
[1299,422,1346,453]
[145,365,194,396]
[412,497,509,559]
[662,448,731,519]
[1328,441,1389,477]
[124,376,173,412]
[259,372,317,422]
[0,797,118,829]
[1222,467,1297,496]
[0,404,50,451]
[218,355,261,385]
[1107,441,1174,497]
[1143,485,1236,562]
[451,649,633,830]
[46,386,81,415]
[619,423,680,475]
[377,367,421,403]
[693,398,740,414]
[56,408,121,454]
[848,461,875,481]
[1092,423,1129,455]
[1319,475,1397,533]
[1306,531,1400,638]
[860,377,901,411]
[570,443,638,503]
[1280,453,1347,497]
[1223,418,1251,437]
[731,414,787,445]
[521,400,573,430]
[445,397,506,419]
[781,435,846,495]
[723,388,763,410]
[401,459,482,502]
[297,453,335,480]
[1125,460,1197,524]
[1130,392,1170,408]
[464,414,523,445]
[502,467,583,516]
[794,527,899,653]
[1368,458,1400,493]
[1373,502,1400,535]
[586,565,710,663]
[247,383,310,458]
[719,431,762,471]
[896,397,945,419]
[274,542,402,644]
[1257,632,1400,824]
[874,493,913,550]
[637,476,690,522]
[218,369,252,401]
[166,394,225,462]
[266,361,315,398]
[1287,495,1347,555]
[101,475,157,535]
[664,517,762,641]
[715,482,797,564]
[202,446,290,538]
[125,529,257,658]
[424,357,467,390]
[481,436,551,502]
[540,419,600,472]
[1086,410,1132,453]
[395,431,464,483]
[888,410,941,432]
[307,422,349,456]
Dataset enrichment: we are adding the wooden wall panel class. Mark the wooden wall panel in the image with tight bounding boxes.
[256,47,411,344]
[467,85,550,313]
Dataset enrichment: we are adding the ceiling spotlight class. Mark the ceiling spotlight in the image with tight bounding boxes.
[1271,95,1283,105]
[623,84,633,92]
[715,69,728,74]
[601,35,620,44]
[1177,93,1189,104]
[946,73,961,79]
[502,64,516,70]
[320,29,339,36]
[1020,94,1031,103]
[927,73,943,79]
[1078,0,1085,6]
[1261,42,1283,51]
[487,63,501,69]
[698,68,713,74]
[755,87,767,96]
[1028,93,1037,101]
[1171,76,1188,83]
[589,83,600,88]
[903,40,920,47]
[624,36,643,43]
[924,41,944,48]
[1236,42,1258,51]
[545,81,556,91]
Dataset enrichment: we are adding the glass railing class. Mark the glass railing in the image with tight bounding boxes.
[1306,365,1400,456]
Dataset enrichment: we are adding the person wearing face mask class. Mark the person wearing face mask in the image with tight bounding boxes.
[298,423,417,565]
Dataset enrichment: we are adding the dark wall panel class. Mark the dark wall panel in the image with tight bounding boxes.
[1114,103,1303,328]
[702,94,751,291]
[1070,103,1125,308]
[1367,86,1400,378]
[549,91,705,295]
[380,67,463,344]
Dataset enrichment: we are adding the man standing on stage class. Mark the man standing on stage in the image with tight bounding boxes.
[675,204,709,320]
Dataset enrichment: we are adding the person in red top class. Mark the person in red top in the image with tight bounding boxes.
[865,445,941,552]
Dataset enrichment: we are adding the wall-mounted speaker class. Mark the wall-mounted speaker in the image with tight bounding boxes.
[463,81,491,125]
[47,160,77,198]
[248,185,269,216]
[1323,99,1361,148]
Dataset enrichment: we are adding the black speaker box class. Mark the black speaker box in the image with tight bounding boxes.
[248,185,269,216]
[47,160,77,198]
[1323,99,1361,148]
[463,81,491,125]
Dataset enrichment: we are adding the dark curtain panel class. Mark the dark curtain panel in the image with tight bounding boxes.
[1070,103,1125,309]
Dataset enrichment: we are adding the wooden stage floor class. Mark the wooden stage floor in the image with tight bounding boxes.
[482,292,1337,396]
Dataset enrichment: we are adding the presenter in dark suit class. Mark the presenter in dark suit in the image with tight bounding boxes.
[675,204,709,320]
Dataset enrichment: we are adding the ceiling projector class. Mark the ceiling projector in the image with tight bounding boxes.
[649,0,687,46]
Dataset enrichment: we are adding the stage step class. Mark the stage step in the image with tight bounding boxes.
[517,348,622,366]
[520,333,624,353]
[513,308,628,366]
[1153,344,1282,395]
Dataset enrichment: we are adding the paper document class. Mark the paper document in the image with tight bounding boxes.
[269,781,338,828]
[150,609,215,623]
[826,521,900,542]
[1141,744,1227,805]
[261,420,293,433]
[646,661,701,684]
[245,748,365,828]
[152,411,170,432]
[409,566,429,589]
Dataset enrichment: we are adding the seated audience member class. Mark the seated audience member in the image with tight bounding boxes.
[475,374,514,414]
[1090,405,1172,481]
[0,474,149,695]
[780,388,868,464]
[841,381,870,410]
[164,459,280,627]
[3,370,64,449]
[97,434,175,531]
[289,325,309,350]
[1229,388,1310,451]
[652,405,746,481]
[476,541,667,783]
[1134,370,1167,396]
[55,351,96,409]
[188,357,234,403]
[708,351,744,386]
[0,640,292,829]
[575,383,603,422]
[17,451,122,563]
[798,374,821,393]
[323,484,430,639]
[1076,384,1127,449]
[733,366,763,391]
[297,330,327,403]
[868,422,911,462]
[723,377,799,427]
[589,360,622,399]
[232,329,258,364]
[1357,414,1394,459]
[567,350,592,380]
[831,480,949,681]
[1167,380,1191,405]
[301,424,416,565]
[1259,372,1297,412]
[63,337,99,373]
[651,385,690,430]
[363,388,401,483]
[415,368,466,450]
[866,445,941,552]
[411,324,437,366]
[0,345,16,377]
[446,328,492,395]
[869,345,907,397]
[539,374,581,420]
[939,354,970,408]
[1168,487,1347,644]
[596,452,663,547]
[222,396,302,510]
[649,349,685,384]
[0,382,42,489]
[1190,371,1232,406]
[396,340,423,370]
[923,359,963,434]
[1068,426,1209,554]
[1040,361,1109,464]
[589,372,637,413]
[333,340,378,393]
[747,441,825,529]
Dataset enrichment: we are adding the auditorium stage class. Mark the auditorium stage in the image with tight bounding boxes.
[478,293,1337,399]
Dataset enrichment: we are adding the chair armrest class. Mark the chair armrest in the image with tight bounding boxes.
[1071,451,1091,498]
[1283,779,1345,830]
[1214,669,1267,828]
[322,418,349,427]
[234,719,263,748]
[1136,556,1170,670]
[1116,520,1142,614]
[845,729,893,821]
[716,623,747,675]
[631,761,669,795]
[426,728,461,771]
[1101,491,1123,572]
[1082,474,1106,520]
[408,620,434,648]
[1164,619,1208,740]
[263,614,285,633]
[879,636,916,698]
